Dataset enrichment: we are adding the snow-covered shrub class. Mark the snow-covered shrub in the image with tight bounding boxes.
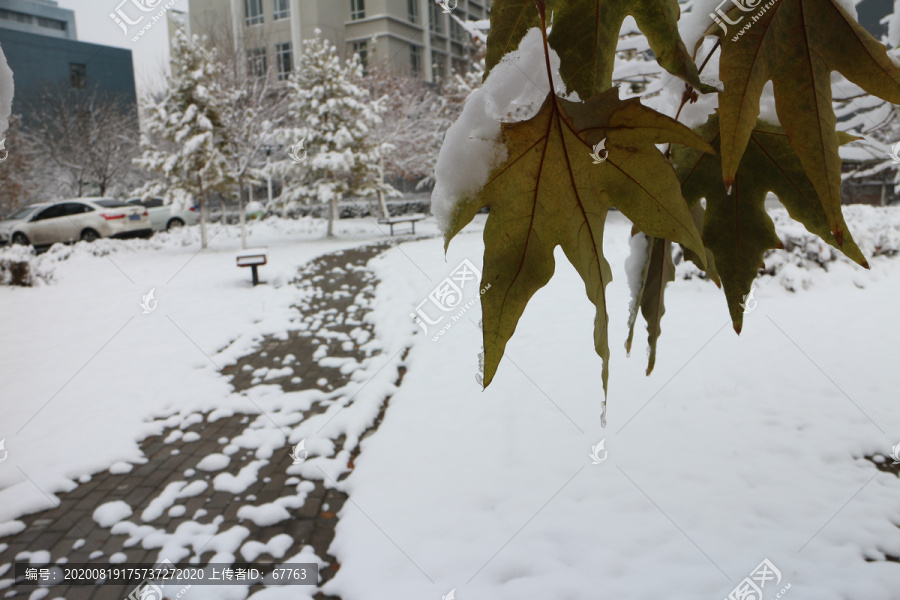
[0,245,50,286]
[676,205,900,288]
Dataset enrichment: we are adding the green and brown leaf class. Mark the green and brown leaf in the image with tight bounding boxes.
[673,116,868,332]
[625,234,676,376]
[549,0,704,97]
[485,0,704,95]
[444,87,712,392]
[707,0,900,247]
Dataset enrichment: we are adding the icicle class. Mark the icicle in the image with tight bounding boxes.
[600,396,607,429]
[475,319,485,388]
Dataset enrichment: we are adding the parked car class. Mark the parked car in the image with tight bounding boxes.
[0,198,151,248]
[127,197,200,232]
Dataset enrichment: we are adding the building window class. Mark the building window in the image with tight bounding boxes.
[70,63,86,89]
[275,42,293,80]
[0,9,66,32]
[245,0,263,25]
[37,16,66,31]
[352,40,368,75]
[449,17,465,41]
[431,50,446,80]
[408,0,418,24]
[429,2,443,33]
[410,45,422,77]
[452,57,468,75]
[0,8,32,24]
[350,0,365,20]
[273,0,290,20]
[247,47,267,78]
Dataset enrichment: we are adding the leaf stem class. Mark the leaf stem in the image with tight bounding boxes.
[535,0,555,97]
[665,39,721,158]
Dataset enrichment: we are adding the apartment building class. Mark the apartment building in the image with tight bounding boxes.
[183,0,491,83]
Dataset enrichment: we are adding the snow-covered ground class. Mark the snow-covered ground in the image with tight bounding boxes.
[330,207,900,600]
[0,216,443,529]
[1,207,899,600]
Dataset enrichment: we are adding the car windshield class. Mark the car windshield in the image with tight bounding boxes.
[6,205,46,220]
[93,200,131,208]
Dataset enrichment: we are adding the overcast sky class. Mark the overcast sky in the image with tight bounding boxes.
[56,0,189,97]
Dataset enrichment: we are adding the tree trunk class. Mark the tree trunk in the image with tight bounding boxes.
[239,176,248,249]
[198,175,209,248]
[327,196,337,237]
[378,157,389,219]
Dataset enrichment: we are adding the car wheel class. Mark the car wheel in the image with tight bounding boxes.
[80,228,100,242]
[11,232,30,246]
[167,218,185,231]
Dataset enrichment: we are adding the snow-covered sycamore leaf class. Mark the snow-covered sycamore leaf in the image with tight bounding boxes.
[673,116,868,333]
[625,235,675,376]
[707,0,900,248]
[443,86,712,393]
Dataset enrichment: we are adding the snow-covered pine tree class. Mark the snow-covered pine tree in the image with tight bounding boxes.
[281,31,395,236]
[134,31,229,248]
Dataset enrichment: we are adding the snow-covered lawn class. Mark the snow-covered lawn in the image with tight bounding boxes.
[332,207,900,600]
[1,207,899,600]
[0,217,440,529]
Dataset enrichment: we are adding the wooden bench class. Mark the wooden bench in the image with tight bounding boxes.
[236,247,268,286]
[377,214,425,236]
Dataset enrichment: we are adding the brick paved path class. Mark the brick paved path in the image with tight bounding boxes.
[0,242,402,600]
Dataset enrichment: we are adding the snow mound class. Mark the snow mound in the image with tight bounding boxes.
[92,501,133,528]
[431,27,569,234]
[236,503,292,527]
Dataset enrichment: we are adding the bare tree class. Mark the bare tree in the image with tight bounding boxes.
[216,69,290,247]
[0,115,35,215]
[363,42,485,202]
[21,84,140,198]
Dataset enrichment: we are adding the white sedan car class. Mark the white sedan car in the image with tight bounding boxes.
[0,198,151,247]
[127,197,200,232]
